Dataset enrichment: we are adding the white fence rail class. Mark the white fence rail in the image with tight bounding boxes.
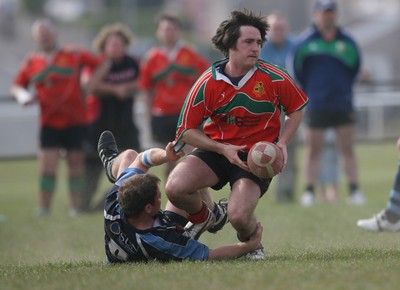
[355,91,400,140]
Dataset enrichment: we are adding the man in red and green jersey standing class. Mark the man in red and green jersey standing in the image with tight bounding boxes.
[165,10,308,260]
[139,13,209,179]
[11,18,102,216]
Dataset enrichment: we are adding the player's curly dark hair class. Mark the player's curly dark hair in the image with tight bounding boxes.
[118,173,160,218]
[212,9,269,57]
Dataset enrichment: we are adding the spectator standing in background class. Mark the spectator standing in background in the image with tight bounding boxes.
[10,19,102,216]
[260,12,295,68]
[293,0,366,206]
[80,23,141,212]
[139,12,209,180]
[260,12,297,203]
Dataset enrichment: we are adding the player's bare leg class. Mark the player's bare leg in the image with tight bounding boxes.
[166,155,218,213]
[37,148,59,216]
[301,128,325,206]
[304,128,325,186]
[335,124,366,204]
[335,124,357,183]
[66,149,85,216]
[228,178,265,259]
[166,155,219,239]
[228,179,259,240]
[164,188,212,215]
[112,149,139,179]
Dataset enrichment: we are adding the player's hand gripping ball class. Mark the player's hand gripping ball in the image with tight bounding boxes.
[247,141,284,179]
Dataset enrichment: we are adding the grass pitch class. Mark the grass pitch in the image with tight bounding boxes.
[1,141,400,290]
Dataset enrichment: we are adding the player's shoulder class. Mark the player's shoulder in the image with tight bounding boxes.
[295,26,318,48]
[258,60,288,75]
[24,51,39,59]
[62,44,90,54]
[20,52,42,67]
[337,27,358,45]
[180,41,201,54]
[197,67,213,83]
[185,67,213,95]
[142,46,163,62]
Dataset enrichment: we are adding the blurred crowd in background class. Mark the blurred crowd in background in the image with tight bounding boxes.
[1,0,400,92]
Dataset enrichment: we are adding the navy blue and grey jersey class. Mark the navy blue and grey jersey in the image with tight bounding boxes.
[104,168,209,263]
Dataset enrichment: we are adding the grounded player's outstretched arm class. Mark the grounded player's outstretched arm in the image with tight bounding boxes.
[130,142,185,173]
[208,222,263,260]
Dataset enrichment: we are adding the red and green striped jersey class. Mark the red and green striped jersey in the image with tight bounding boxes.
[13,48,101,128]
[176,59,308,152]
[139,42,209,116]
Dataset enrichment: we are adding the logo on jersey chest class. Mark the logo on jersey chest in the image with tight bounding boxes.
[253,81,266,98]
[56,55,68,66]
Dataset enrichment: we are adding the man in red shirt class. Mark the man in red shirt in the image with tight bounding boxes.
[10,19,102,216]
[139,13,209,179]
[165,10,308,260]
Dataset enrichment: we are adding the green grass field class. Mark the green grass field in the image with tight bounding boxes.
[1,141,400,290]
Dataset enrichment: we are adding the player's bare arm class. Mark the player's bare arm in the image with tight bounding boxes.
[278,110,304,146]
[10,85,36,106]
[132,145,184,172]
[85,60,112,95]
[222,144,250,171]
[208,222,263,260]
[165,142,185,161]
[277,109,305,167]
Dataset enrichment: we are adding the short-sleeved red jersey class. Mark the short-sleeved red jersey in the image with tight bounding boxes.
[176,59,308,152]
[13,48,101,128]
[139,42,209,116]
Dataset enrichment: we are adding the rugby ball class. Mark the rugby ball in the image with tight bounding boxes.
[247,141,284,179]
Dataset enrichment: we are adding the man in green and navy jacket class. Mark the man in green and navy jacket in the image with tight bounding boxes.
[292,0,366,207]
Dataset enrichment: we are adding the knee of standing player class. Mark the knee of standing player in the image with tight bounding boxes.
[228,206,252,232]
[165,174,190,203]
[165,177,178,201]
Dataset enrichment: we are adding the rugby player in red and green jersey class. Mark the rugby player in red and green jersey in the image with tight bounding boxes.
[10,19,103,216]
[165,10,308,260]
[139,13,209,179]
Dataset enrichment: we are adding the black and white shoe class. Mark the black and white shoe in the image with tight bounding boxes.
[208,198,229,233]
[183,208,216,240]
[97,131,119,183]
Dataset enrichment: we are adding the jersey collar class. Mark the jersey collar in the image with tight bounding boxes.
[212,58,259,89]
